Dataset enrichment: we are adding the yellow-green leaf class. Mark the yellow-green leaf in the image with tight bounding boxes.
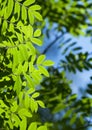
[28,122,37,130]
[42,60,54,66]
[38,66,49,77]
[37,55,46,65]
[29,5,41,10]
[14,76,22,95]
[11,2,20,22]
[22,5,27,23]
[24,73,35,88]
[34,29,41,37]
[28,11,34,25]
[20,117,27,130]
[24,93,30,108]
[37,126,47,130]
[18,108,32,118]
[34,11,43,21]
[37,100,45,108]
[32,92,40,98]
[23,0,35,6]
[31,38,42,46]
[4,0,14,19]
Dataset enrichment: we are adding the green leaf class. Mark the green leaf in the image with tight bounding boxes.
[34,29,41,37]
[31,38,42,46]
[29,62,35,73]
[27,25,33,38]
[14,76,22,95]
[27,88,35,95]
[22,5,27,23]
[11,114,20,127]
[34,11,43,21]
[11,101,18,113]
[0,43,6,48]
[42,60,54,66]
[7,119,13,129]
[29,5,41,10]
[69,94,77,101]
[26,42,36,55]
[11,2,20,22]
[0,108,4,115]
[31,71,42,84]
[30,98,38,112]
[32,92,40,98]
[28,11,34,25]
[70,114,76,125]
[16,32,23,43]
[12,114,20,127]
[18,108,32,118]
[16,63,23,74]
[31,55,36,63]
[28,122,37,130]
[19,44,29,61]
[4,0,14,19]
[22,25,33,38]
[52,103,66,113]
[23,61,28,73]
[20,117,27,130]
[0,100,8,108]
[12,48,19,72]
[37,100,45,108]
[23,0,35,6]
[17,0,23,1]
[9,23,14,32]
[18,91,24,104]
[37,55,46,65]
[24,93,30,108]
[79,115,85,124]
[38,66,49,77]
[37,126,47,130]
[1,20,8,33]
[17,21,24,27]
[64,109,72,118]
[24,73,35,88]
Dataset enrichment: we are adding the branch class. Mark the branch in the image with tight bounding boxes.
[42,33,63,54]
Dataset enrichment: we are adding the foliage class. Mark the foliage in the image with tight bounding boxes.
[37,0,92,36]
[0,0,53,129]
[1,0,92,130]
[38,68,92,130]
[36,0,92,130]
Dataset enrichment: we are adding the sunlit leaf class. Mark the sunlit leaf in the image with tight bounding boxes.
[18,108,32,118]
[37,100,45,108]
[37,126,47,130]
[37,55,46,65]
[14,76,22,95]
[20,117,27,130]
[29,5,41,10]
[31,38,42,46]
[32,92,40,98]
[42,60,54,66]
[34,29,41,37]
[34,11,43,21]
[23,0,35,6]
[38,66,49,77]
[4,0,14,19]
[28,122,37,130]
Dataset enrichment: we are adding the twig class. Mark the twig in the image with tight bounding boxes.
[42,33,63,54]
